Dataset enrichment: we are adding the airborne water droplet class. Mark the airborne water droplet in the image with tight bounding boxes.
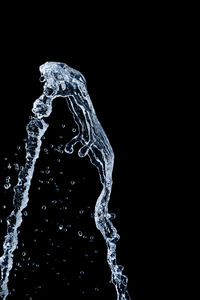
[59,225,63,230]
[4,183,11,190]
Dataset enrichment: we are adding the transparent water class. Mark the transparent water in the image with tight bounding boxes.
[0,62,130,299]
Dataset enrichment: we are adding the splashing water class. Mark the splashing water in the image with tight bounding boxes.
[0,62,131,300]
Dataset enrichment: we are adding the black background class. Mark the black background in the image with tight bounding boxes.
[0,4,172,300]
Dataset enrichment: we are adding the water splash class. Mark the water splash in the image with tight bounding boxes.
[0,62,130,300]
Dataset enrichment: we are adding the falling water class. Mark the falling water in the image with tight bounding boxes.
[0,62,130,300]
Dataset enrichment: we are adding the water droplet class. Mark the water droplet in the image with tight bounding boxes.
[7,163,12,169]
[80,270,84,275]
[72,128,76,132]
[14,163,19,171]
[4,183,11,189]
[41,205,46,210]
[108,212,116,220]
[57,158,61,163]
[61,124,66,128]
[45,170,50,174]
[22,252,26,256]
[23,211,28,216]
[59,225,63,230]
[2,205,6,209]
[94,287,99,292]
[36,285,41,289]
[51,200,57,204]
[0,219,3,223]
[79,209,84,214]
[78,231,83,237]
[89,236,94,242]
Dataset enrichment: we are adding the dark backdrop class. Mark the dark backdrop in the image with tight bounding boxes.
[0,5,169,300]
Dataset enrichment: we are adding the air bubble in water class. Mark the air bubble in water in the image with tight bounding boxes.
[78,231,83,237]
